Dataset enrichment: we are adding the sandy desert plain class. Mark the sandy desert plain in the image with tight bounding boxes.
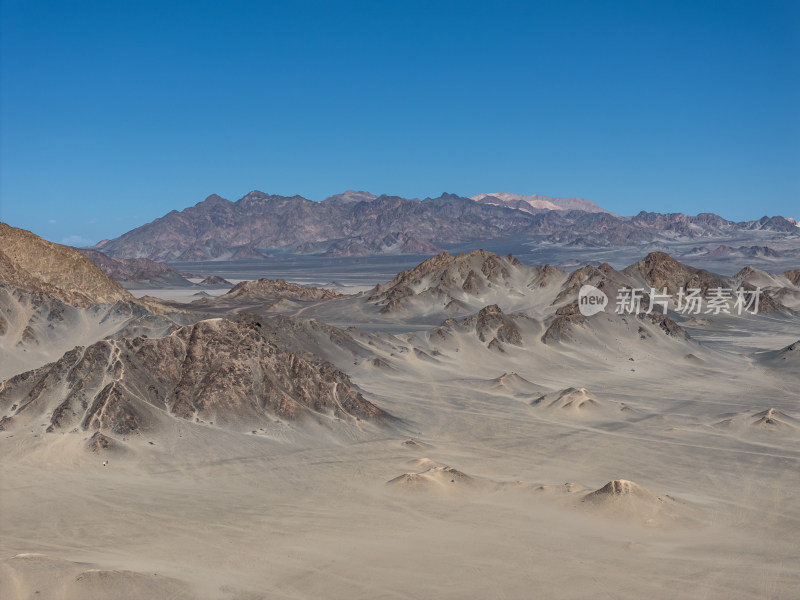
[1,232,799,600]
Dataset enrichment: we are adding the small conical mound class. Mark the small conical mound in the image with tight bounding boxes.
[587,479,651,498]
[751,408,798,430]
[580,479,689,526]
[531,387,606,412]
[386,466,486,492]
[482,372,538,395]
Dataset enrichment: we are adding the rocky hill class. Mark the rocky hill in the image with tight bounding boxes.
[0,223,136,307]
[734,266,800,311]
[0,318,389,435]
[360,250,794,322]
[224,279,341,301]
[0,285,150,380]
[78,249,192,287]
[622,252,729,295]
[366,250,551,315]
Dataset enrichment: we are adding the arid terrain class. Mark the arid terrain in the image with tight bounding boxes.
[1,223,799,599]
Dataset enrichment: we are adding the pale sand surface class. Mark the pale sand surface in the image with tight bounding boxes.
[2,295,799,598]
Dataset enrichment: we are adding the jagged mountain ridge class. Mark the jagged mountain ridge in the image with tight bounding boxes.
[98,192,538,261]
[0,285,162,381]
[366,250,567,317]
[360,250,795,321]
[93,191,798,261]
[0,318,389,436]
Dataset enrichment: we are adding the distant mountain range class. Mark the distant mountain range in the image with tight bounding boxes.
[91,190,799,261]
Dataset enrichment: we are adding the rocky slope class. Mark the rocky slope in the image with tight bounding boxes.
[78,249,192,287]
[356,250,795,323]
[196,275,232,286]
[784,270,800,286]
[321,232,444,257]
[541,252,790,316]
[0,225,192,379]
[229,279,340,300]
[366,250,562,315]
[734,266,800,311]
[0,223,136,307]
[622,252,730,295]
[624,252,790,315]
[0,319,389,436]
[214,279,342,304]
[0,286,136,380]
[435,304,537,353]
[694,245,782,259]
[0,283,195,380]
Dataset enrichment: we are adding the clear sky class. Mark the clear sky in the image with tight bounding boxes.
[1,0,798,246]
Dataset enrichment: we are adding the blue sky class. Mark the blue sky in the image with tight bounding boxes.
[1,0,798,246]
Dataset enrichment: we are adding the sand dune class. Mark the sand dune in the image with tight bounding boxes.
[529,387,629,418]
[478,371,540,395]
[533,482,589,495]
[387,465,489,492]
[580,479,689,526]
[0,554,193,600]
[407,457,445,469]
[752,407,798,428]
[714,407,799,435]
[756,339,800,368]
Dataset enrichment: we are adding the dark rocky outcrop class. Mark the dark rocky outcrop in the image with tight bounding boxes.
[0,319,389,435]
